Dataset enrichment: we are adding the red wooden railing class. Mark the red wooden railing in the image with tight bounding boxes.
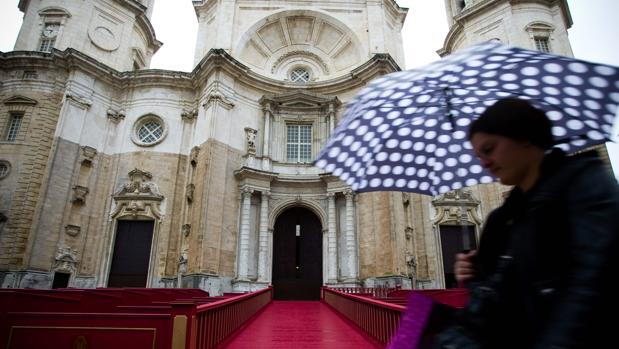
[329,286,401,299]
[322,287,405,346]
[0,287,272,349]
[194,286,272,349]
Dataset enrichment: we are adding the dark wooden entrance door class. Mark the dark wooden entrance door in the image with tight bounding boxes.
[440,225,477,289]
[108,220,154,287]
[272,207,323,300]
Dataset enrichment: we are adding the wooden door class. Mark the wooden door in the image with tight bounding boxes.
[108,220,154,287]
[272,207,323,300]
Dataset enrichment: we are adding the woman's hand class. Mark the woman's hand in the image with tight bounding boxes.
[455,250,478,286]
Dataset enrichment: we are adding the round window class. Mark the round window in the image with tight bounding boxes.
[131,115,167,146]
[0,161,11,179]
[290,68,310,84]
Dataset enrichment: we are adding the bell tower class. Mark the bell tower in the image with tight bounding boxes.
[439,0,573,57]
[14,0,162,71]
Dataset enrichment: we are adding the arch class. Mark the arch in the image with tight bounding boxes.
[234,9,366,80]
[268,197,327,231]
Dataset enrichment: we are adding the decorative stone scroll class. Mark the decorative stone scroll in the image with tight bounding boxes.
[54,247,78,273]
[72,185,89,204]
[111,169,163,219]
[182,224,191,237]
[65,92,92,109]
[431,189,482,226]
[190,146,200,167]
[80,146,97,166]
[203,85,235,110]
[65,224,81,237]
[181,108,198,121]
[106,108,125,123]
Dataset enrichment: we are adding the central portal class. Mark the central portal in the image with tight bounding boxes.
[272,207,323,300]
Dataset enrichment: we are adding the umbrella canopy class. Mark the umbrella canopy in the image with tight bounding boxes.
[315,41,619,196]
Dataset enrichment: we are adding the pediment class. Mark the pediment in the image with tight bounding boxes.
[3,96,38,106]
[260,91,340,109]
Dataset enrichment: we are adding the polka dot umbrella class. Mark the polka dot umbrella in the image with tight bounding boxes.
[315,41,619,196]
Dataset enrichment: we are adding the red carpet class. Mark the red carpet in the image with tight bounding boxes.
[221,301,380,349]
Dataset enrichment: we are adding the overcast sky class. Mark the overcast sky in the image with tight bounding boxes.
[0,0,617,175]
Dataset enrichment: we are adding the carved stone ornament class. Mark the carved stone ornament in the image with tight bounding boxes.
[179,249,188,273]
[181,108,198,121]
[186,184,195,203]
[244,127,257,155]
[54,246,78,273]
[431,189,482,225]
[107,108,126,123]
[190,146,200,167]
[81,146,97,166]
[405,226,414,240]
[182,224,191,237]
[65,92,92,109]
[65,224,81,237]
[111,169,163,219]
[72,186,89,204]
[203,84,235,110]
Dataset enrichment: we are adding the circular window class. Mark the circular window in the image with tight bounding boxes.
[0,161,11,179]
[290,68,310,84]
[131,115,167,147]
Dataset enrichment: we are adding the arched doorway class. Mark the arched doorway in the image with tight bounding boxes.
[272,207,323,300]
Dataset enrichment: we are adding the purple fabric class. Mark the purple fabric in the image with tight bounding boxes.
[387,292,436,349]
[387,290,467,349]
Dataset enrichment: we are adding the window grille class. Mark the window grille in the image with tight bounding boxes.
[137,120,164,144]
[290,68,310,84]
[39,38,55,52]
[534,37,550,53]
[6,114,23,141]
[287,124,312,162]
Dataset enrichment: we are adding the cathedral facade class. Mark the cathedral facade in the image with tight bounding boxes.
[0,0,573,297]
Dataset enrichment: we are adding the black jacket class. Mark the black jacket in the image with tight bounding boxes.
[449,149,619,349]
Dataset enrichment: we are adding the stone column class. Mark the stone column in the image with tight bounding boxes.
[262,102,272,171]
[344,190,357,279]
[257,190,270,282]
[328,102,336,136]
[237,187,253,279]
[327,192,338,282]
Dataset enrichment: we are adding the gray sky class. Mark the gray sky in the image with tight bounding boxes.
[0,0,617,175]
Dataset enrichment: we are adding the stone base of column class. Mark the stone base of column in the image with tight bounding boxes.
[334,278,361,287]
[362,275,413,289]
[232,279,270,293]
[261,157,272,171]
[181,273,234,296]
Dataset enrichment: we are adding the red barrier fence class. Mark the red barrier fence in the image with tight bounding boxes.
[194,286,272,349]
[330,286,401,299]
[322,287,405,346]
[322,287,470,347]
[0,287,272,349]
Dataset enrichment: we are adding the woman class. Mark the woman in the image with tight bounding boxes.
[436,98,619,349]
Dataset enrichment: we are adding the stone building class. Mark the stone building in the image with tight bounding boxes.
[0,0,575,297]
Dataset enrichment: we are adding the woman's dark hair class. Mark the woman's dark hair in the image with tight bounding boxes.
[468,97,554,150]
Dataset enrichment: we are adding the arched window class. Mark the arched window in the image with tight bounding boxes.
[290,68,310,84]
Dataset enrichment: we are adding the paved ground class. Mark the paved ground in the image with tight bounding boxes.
[221,301,380,348]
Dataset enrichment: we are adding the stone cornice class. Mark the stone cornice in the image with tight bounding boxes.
[1,48,400,97]
[135,13,163,53]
